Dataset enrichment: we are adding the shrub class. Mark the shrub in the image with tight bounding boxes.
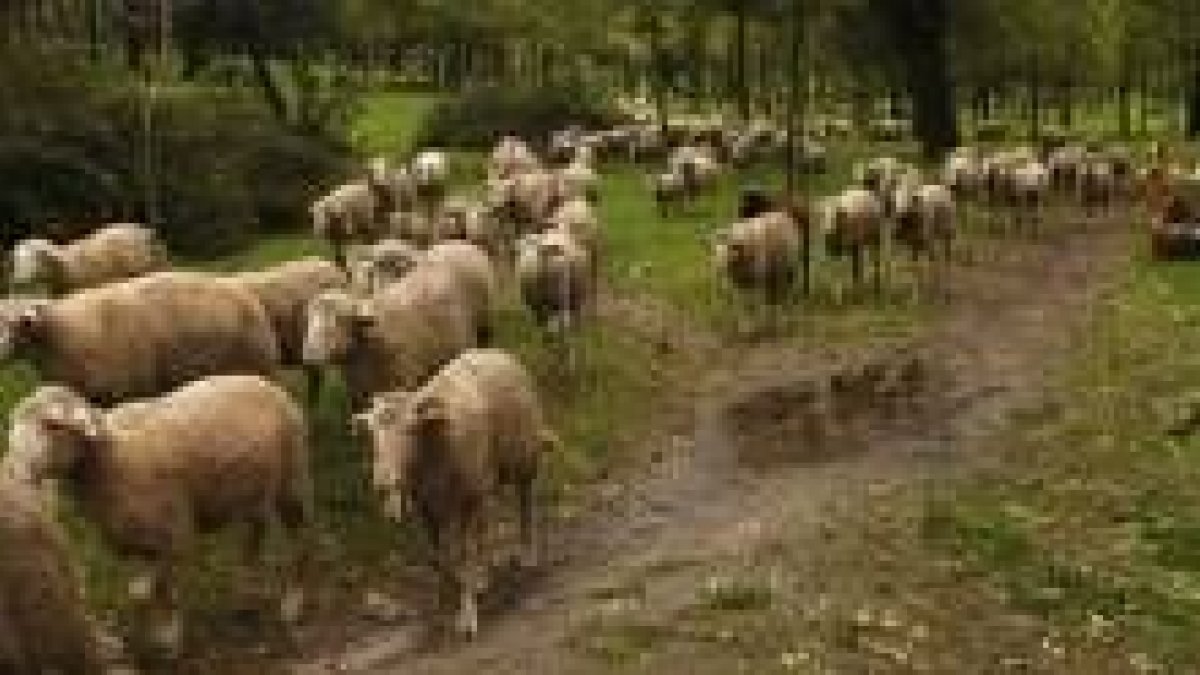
[414,82,617,151]
[0,48,348,259]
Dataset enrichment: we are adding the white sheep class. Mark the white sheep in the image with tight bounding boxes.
[312,181,385,267]
[3,376,312,650]
[516,227,596,331]
[0,271,279,405]
[10,223,169,295]
[354,348,557,637]
[302,262,479,411]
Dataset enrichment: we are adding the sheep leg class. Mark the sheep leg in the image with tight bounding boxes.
[303,365,323,410]
[872,246,883,299]
[517,472,540,569]
[446,513,486,639]
[149,560,183,654]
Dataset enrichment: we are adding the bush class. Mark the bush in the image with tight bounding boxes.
[414,82,616,151]
[0,49,348,259]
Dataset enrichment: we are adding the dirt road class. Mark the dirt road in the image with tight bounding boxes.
[297,220,1132,674]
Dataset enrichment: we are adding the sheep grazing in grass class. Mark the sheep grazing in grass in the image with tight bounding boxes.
[943,148,984,198]
[312,181,386,267]
[0,271,279,405]
[822,188,887,294]
[355,348,556,638]
[3,376,312,652]
[712,210,803,303]
[892,182,957,261]
[1009,159,1051,234]
[489,136,541,180]
[10,223,169,295]
[516,227,596,331]
[303,262,479,411]
[487,170,560,237]
[367,156,419,217]
[0,476,104,674]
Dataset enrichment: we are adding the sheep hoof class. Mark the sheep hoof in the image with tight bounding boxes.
[280,588,306,625]
[454,597,480,639]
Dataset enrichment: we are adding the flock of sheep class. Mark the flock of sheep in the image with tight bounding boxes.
[0,116,1146,672]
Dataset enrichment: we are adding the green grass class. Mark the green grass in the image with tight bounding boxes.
[349,91,444,157]
[13,90,1177,668]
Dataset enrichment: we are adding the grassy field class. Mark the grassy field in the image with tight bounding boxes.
[4,89,1193,670]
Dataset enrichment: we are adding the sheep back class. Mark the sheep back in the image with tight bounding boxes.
[37,271,279,404]
[73,375,309,558]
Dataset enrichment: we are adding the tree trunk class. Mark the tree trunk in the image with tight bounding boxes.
[1188,55,1200,139]
[880,0,957,161]
[247,46,291,125]
[734,1,749,122]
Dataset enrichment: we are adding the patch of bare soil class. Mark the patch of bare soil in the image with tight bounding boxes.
[294,219,1132,675]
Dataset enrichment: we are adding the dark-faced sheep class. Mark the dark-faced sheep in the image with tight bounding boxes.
[354,348,556,638]
[10,223,169,296]
[0,477,104,674]
[712,210,802,303]
[0,271,280,405]
[312,181,386,268]
[2,376,312,651]
[302,262,479,411]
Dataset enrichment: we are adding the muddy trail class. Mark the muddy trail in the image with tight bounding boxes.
[296,219,1132,674]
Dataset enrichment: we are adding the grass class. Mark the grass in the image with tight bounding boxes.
[5,89,1182,669]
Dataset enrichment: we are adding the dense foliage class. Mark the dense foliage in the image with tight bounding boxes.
[415,83,616,150]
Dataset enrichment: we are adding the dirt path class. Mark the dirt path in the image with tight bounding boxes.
[296,221,1132,674]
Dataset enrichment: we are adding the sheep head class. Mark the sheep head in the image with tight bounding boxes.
[303,292,373,366]
[10,238,62,291]
[355,390,424,521]
[0,299,52,362]
[5,385,102,485]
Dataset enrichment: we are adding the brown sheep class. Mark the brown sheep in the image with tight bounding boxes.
[712,210,802,303]
[821,188,887,293]
[0,477,104,674]
[516,228,596,330]
[0,271,280,405]
[354,348,556,638]
[10,223,169,296]
[302,262,479,411]
[435,198,507,260]
[311,181,386,267]
[422,242,499,343]
[2,376,312,651]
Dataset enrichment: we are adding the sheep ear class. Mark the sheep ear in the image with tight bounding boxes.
[15,302,48,334]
